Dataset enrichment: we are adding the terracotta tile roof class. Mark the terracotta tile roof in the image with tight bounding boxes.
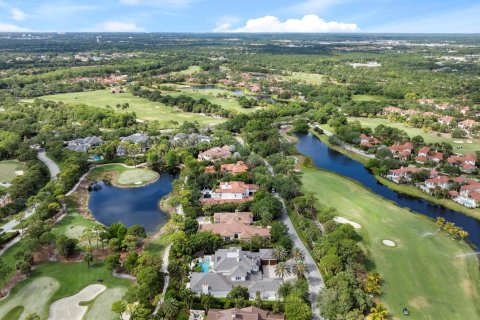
[215,181,259,193]
[220,161,249,174]
[201,197,254,205]
[207,307,284,320]
[205,166,216,173]
[198,146,232,161]
[469,191,480,201]
[418,146,430,154]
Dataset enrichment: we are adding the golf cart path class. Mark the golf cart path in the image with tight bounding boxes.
[37,150,60,180]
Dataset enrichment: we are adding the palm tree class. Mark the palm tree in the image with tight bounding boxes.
[274,262,291,281]
[83,251,93,268]
[368,304,389,320]
[367,271,381,284]
[179,288,195,312]
[200,293,214,315]
[292,261,309,279]
[291,248,304,262]
[435,217,445,229]
[161,297,179,320]
[457,229,469,240]
[273,246,288,261]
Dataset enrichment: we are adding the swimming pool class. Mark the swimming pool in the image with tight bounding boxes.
[200,256,210,272]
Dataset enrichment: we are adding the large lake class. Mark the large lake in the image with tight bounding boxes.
[296,132,480,249]
[88,174,174,233]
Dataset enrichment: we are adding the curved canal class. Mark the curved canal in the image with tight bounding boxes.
[296,132,480,248]
[88,174,174,233]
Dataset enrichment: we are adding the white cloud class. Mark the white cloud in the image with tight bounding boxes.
[215,14,359,33]
[0,22,31,32]
[10,8,26,21]
[90,21,145,32]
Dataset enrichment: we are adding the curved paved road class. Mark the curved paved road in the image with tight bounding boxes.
[37,149,60,180]
[264,159,324,320]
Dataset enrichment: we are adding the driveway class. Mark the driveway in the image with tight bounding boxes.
[37,150,60,180]
[276,194,325,320]
[264,159,324,319]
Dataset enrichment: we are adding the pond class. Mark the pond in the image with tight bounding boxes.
[88,173,174,233]
[296,132,480,249]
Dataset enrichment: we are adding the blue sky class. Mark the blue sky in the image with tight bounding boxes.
[0,0,479,33]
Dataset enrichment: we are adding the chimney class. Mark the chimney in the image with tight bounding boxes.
[202,283,209,295]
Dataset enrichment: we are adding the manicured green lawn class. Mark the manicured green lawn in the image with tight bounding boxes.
[282,72,326,85]
[172,65,202,75]
[37,90,224,128]
[85,287,126,320]
[89,164,159,187]
[0,161,26,184]
[352,94,388,102]
[302,168,480,320]
[0,262,131,319]
[165,89,259,114]
[350,117,480,155]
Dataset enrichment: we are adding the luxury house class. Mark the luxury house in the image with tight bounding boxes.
[198,146,233,162]
[206,307,284,320]
[386,166,423,184]
[389,142,414,160]
[201,181,259,204]
[447,154,477,173]
[188,247,280,300]
[414,147,444,164]
[116,133,149,156]
[199,212,270,241]
[359,134,380,148]
[66,136,103,152]
[220,161,249,174]
[438,115,455,125]
[173,133,212,146]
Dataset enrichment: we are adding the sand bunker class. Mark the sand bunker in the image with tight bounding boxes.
[334,216,361,229]
[453,140,464,144]
[48,284,106,320]
[382,240,397,247]
[134,181,142,185]
[14,170,24,176]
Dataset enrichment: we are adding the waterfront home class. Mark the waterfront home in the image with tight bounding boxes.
[359,134,381,148]
[460,183,480,197]
[386,166,423,184]
[206,307,284,320]
[66,136,103,152]
[116,133,148,156]
[201,181,259,204]
[188,247,280,300]
[198,146,233,162]
[389,142,414,160]
[199,212,270,241]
